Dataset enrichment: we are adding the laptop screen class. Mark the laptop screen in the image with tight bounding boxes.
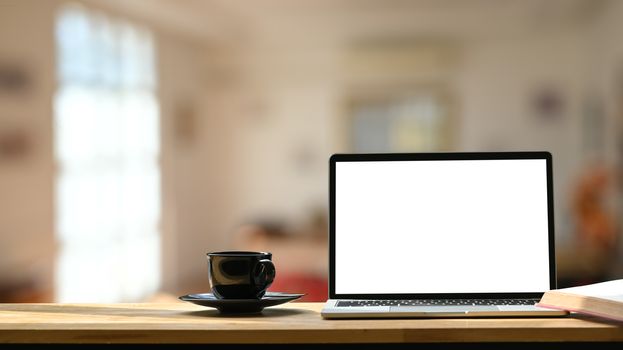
[331,152,555,297]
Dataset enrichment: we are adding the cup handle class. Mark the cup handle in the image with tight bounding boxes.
[253,259,276,290]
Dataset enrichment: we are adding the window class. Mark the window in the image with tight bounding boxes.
[349,92,452,153]
[54,4,160,302]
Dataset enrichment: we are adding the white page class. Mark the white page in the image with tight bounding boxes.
[556,279,623,302]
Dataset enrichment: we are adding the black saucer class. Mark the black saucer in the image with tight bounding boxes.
[179,292,305,314]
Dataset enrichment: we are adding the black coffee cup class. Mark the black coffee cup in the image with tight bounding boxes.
[207,251,276,299]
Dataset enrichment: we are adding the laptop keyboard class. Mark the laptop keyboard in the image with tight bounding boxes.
[336,299,540,307]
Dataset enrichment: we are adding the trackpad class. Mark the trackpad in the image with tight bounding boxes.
[389,306,499,313]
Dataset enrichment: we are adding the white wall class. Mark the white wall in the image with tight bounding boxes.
[223,45,340,225]
[0,0,56,296]
[158,33,204,293]
[159,45,246,293]
[210,42,459,233]
[455,30,588,243]
[586,0,623,167]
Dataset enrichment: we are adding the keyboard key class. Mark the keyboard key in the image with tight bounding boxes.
[336,299,539,307]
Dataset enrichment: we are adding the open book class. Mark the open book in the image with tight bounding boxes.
[537,279,623,321]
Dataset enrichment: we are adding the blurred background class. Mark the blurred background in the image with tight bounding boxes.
[1,0,622,303]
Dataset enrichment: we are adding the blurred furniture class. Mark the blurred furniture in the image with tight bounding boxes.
[557,165,621,288]
[0,303,622,345]
[0,279,50,303]
[557,245,617,288]
[232,219,328,302]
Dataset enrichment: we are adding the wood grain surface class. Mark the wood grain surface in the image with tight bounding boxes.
[0,302,622,344]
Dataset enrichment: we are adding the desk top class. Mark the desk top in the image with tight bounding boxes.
[0,302,622,344]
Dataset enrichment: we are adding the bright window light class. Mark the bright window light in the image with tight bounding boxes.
[54,4,160,302]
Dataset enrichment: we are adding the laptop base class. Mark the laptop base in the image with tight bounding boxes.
[321,300,569,319]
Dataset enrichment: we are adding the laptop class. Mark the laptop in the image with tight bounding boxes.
[321,152,568,319]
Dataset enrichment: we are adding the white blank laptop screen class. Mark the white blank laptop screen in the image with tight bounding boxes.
[335,159,550,294]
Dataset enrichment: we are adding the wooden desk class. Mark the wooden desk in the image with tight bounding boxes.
[0,302,622,344]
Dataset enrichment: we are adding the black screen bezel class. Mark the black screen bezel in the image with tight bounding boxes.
[328,151,556,300]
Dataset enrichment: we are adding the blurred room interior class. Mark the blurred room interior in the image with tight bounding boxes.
[1,0,622,303]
